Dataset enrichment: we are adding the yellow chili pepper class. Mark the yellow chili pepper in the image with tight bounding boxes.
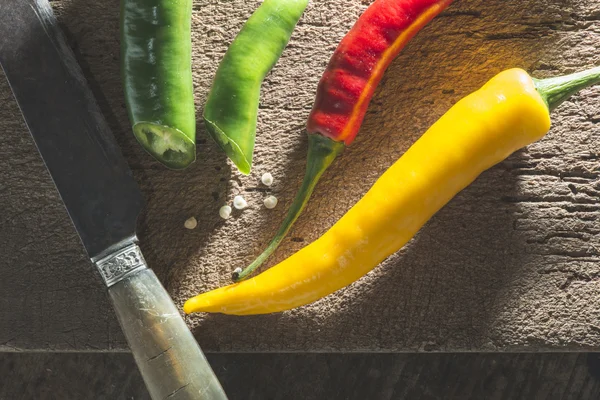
[184,66,600,316]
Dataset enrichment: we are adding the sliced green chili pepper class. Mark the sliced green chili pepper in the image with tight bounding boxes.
[121,0,196,169]
[203,0,309,175]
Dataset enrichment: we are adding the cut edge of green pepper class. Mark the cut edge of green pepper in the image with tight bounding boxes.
[203,117,252,175]
[133,122,196,170]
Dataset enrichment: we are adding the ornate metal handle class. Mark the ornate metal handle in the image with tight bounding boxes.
[95,243,147,286]
[96,243,228,400]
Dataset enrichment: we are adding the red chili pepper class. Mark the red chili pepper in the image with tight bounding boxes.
[233,0,454,282]
[308,0,454,144]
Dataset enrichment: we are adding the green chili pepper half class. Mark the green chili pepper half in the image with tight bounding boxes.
[203,0,309,175]
[121,0,196,169]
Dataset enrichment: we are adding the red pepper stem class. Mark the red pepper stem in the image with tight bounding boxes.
[233,134,345,282]
[534,66,600,112]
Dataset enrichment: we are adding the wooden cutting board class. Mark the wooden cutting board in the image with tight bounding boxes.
[1,0,600,352]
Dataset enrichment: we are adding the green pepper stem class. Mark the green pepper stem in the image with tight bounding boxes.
[232,134,345,282]
[534,66,600,112]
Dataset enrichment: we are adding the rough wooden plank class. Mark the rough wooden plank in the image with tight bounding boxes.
[1,0,600,351]
[1,353,600,399]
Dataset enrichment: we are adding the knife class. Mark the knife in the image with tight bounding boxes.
[0,1,227,399]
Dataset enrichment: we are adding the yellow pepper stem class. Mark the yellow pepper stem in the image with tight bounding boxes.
[535,66,600,111]
[233,134,345,282]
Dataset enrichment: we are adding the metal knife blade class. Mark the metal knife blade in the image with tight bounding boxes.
[0,1,227,398]
[0,0,143,260]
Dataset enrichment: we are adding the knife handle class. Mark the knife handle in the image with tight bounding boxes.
[97,244,227,400]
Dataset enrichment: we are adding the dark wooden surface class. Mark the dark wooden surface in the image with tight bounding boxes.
[1,353,600,399]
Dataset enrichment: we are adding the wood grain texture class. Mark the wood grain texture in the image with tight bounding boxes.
[2,353,600,399]
[0,0,599,351]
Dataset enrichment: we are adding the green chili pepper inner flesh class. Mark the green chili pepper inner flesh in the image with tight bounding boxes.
[133,122,196,170]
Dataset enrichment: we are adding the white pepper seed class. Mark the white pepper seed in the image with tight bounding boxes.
[233,195,248,210]
[219,205,232,219]
[184,217,198,230]
[264,195,278,209]
[261,172,274,186]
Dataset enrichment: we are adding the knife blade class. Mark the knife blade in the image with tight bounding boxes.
[0,1,227,399]
[0,0,142,260]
